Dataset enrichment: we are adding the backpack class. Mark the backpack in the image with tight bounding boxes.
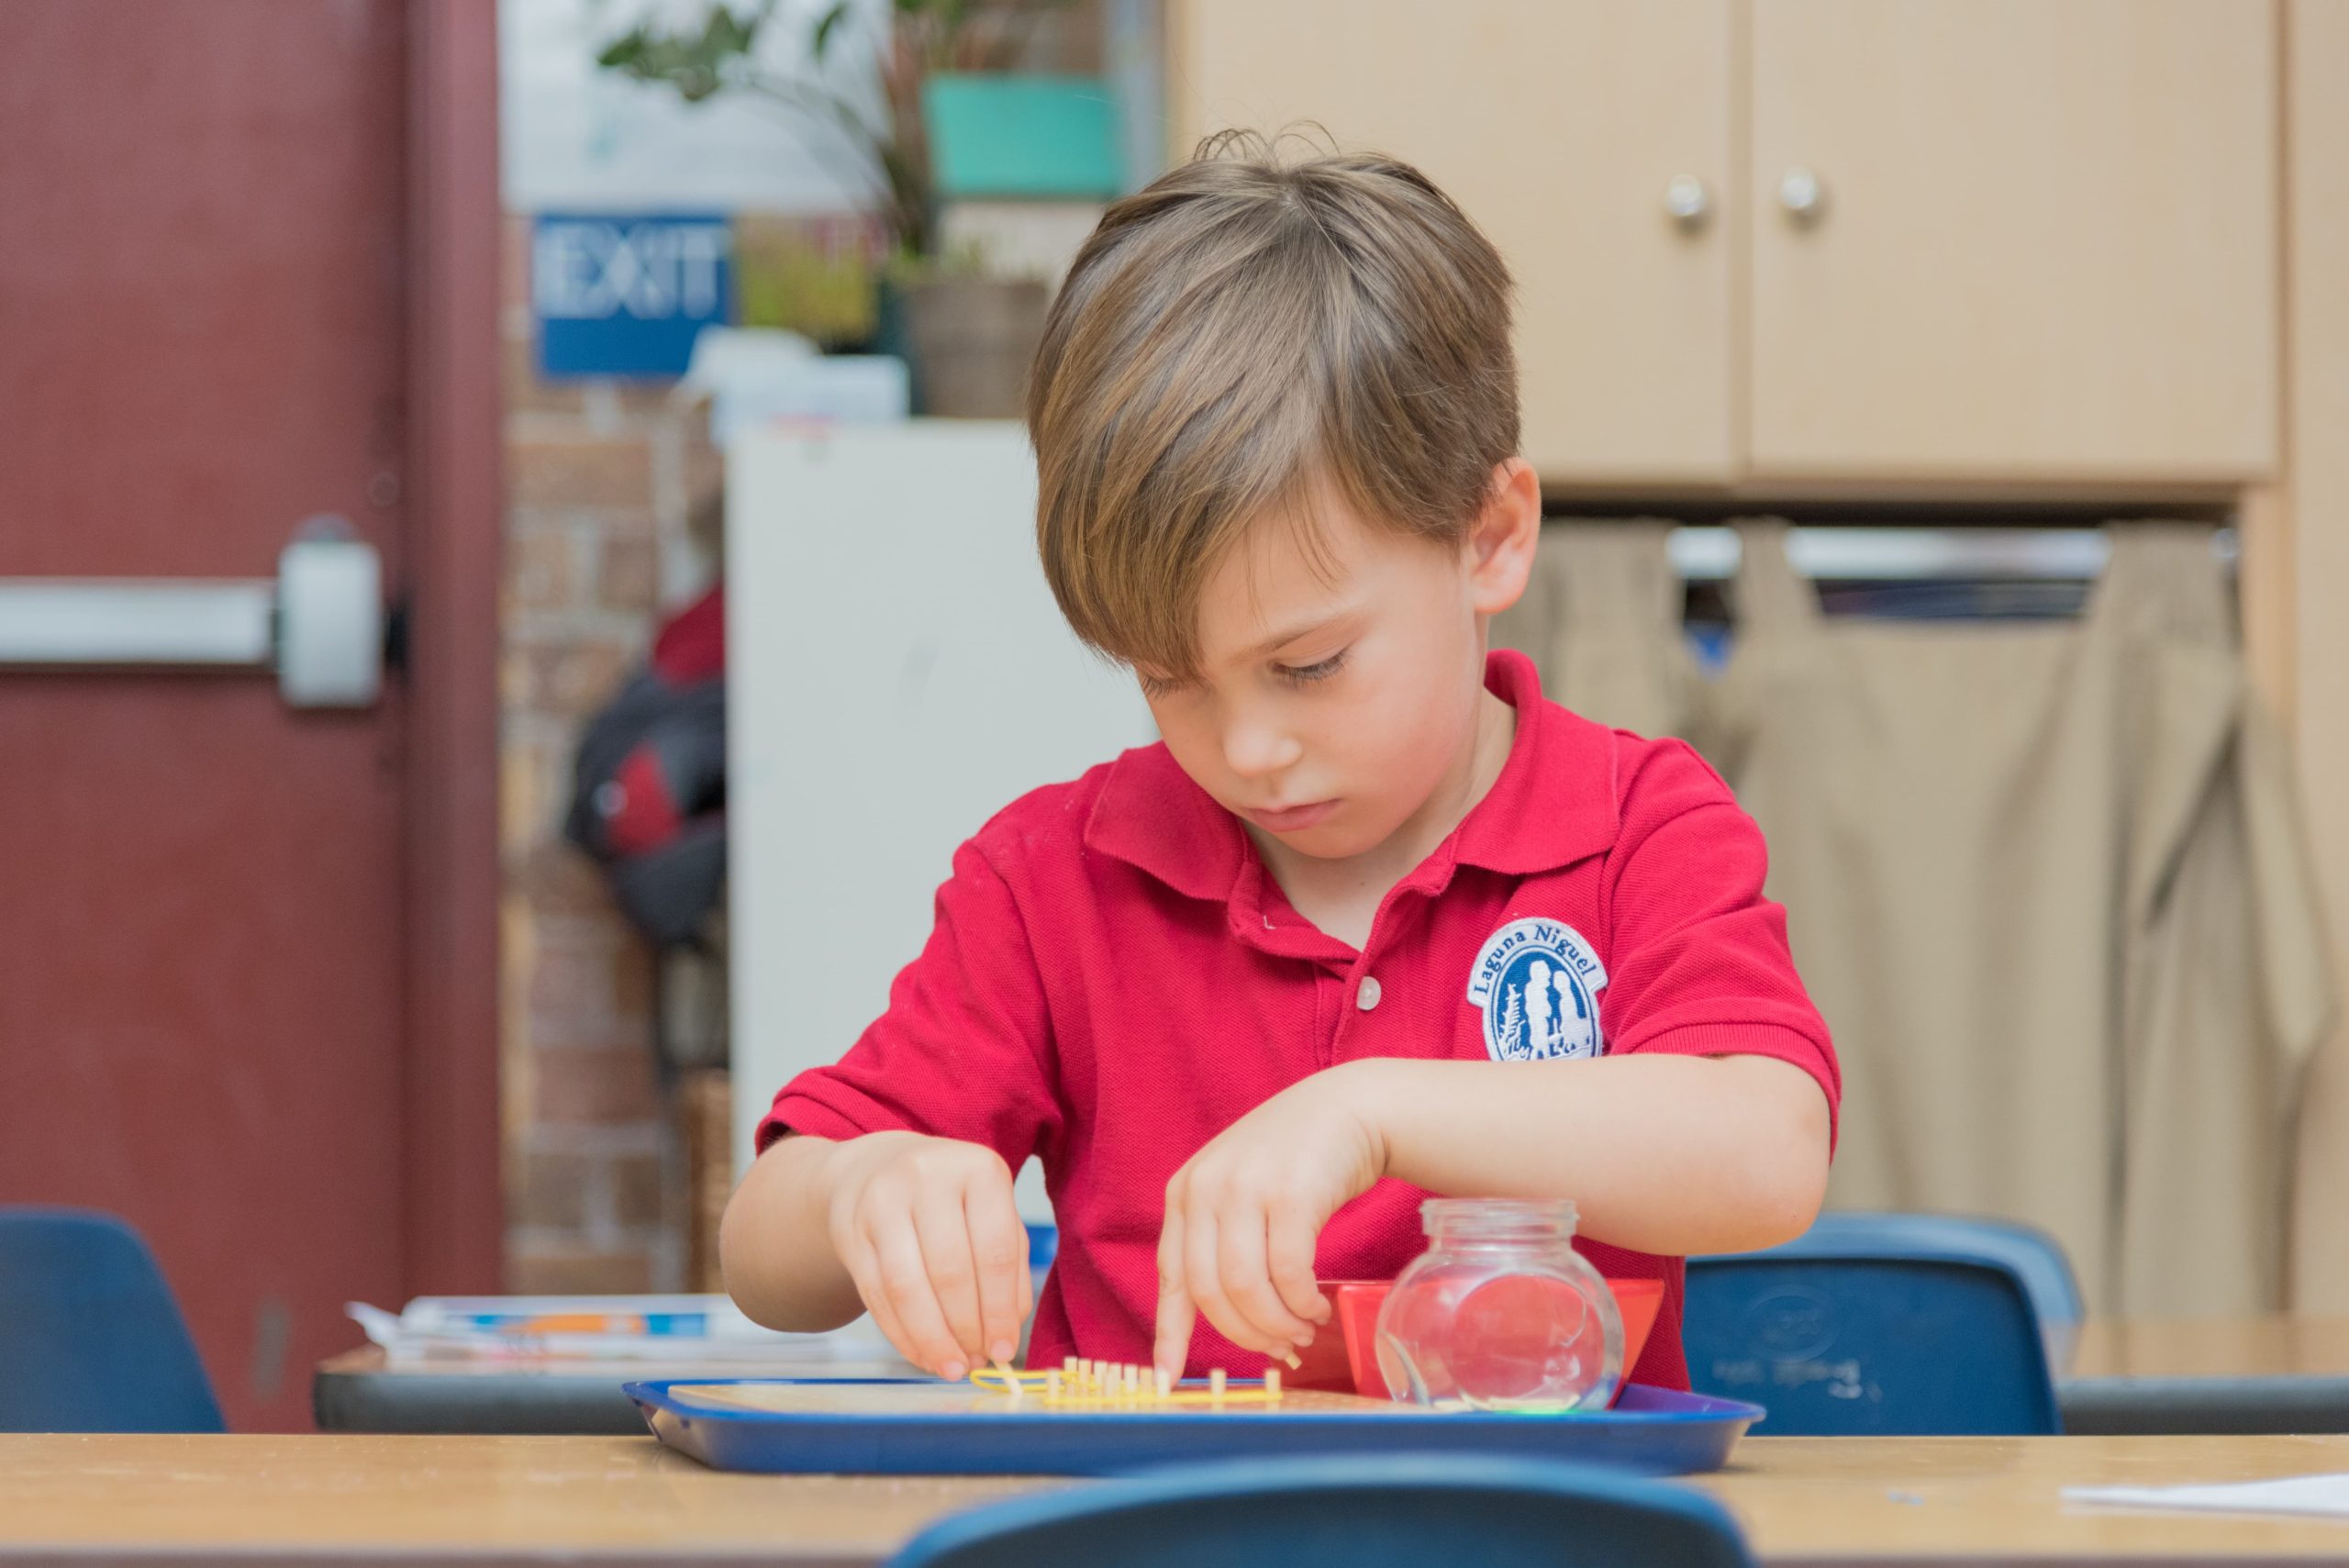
[564,584,726,949]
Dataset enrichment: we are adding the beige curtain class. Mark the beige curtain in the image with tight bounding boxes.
[2293,1009,2349,1310]
[1492,520,1703,739]
[2114,536,2331,1312]
[1694,521,2330,1314]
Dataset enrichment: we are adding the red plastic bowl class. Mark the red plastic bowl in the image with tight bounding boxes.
[1319,1276,1664,1405]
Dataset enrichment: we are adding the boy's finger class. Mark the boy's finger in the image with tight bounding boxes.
[964,1179,1030,1366]
[1017,1225,1036,1328]
[910,1192,987,1365]
[1215,1204,1317,1350]
[861,1284,924,1373]
[1152,1208,1196,1380]
[872,1222,974,1379]
[840,1233,928,1374]
[1264,1196,1330,1327]
[1184,1205,1263,1355]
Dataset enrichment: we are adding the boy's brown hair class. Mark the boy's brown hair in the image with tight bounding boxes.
[1028,130,1520,681]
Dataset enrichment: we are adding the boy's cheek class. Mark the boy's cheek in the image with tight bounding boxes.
[1154,726,1232,806]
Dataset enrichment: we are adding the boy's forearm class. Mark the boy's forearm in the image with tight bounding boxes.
[718,1134,868,1331]
[1340,1053,1831,1258]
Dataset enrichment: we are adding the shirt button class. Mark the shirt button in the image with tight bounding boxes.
[1356,975,1382,1012]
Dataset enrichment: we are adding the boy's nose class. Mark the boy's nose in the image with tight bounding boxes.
[1221,717,1304,782]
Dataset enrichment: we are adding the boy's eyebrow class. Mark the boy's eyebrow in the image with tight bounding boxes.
[1238,604,1362,662]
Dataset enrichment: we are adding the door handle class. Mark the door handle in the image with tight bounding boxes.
[0,515,385,708]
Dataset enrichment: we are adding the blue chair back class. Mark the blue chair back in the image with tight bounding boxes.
[1794,1212,2083,1334]
[1686,1216,2062,1436]
[0,1207,224,1432]
[890,1455,1753,1568]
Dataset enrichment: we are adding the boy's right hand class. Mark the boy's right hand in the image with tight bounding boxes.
[818,1130,1032,1381]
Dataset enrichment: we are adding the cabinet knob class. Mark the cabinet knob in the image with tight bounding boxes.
[1664,173,1711,230]
[1777,166,1828,224]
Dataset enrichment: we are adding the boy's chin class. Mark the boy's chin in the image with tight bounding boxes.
[1252,809,1393,862]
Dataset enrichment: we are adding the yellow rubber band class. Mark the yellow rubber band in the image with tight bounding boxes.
[968,1366,1056,1393]
[966,1363,1284,1407]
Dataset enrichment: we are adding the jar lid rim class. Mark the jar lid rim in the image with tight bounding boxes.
[1419,1197,1580,1223]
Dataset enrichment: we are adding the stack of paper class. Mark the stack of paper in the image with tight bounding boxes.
[2065,1474,2349,1520]
[347,1294,913,1368]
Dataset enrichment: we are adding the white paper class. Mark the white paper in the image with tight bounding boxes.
[2065,1474,2349,1520]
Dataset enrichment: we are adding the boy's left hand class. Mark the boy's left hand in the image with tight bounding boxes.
[1152,1062,1388,1379]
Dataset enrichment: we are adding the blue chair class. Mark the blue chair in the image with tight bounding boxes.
[0,1207,224,1432]
[891,1455,1753,1568]
[1024,1220,1058,1295]
[1685,1212,2065,1436]
[1796,1212,2083,1340]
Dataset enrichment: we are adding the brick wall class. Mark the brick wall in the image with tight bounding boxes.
[493,0,1105,1287]
[498,214,719,1294]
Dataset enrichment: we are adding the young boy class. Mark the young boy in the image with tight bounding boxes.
[721,138,1838,1391]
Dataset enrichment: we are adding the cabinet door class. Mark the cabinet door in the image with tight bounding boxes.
[1168,0,1735,485]
[1748,0,2278,484]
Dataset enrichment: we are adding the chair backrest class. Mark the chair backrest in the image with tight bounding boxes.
[1685,1220,2063,1436]
[890,1455,1753,1568]
[0,1207,224,1432]
[1790,1211,2083,1330]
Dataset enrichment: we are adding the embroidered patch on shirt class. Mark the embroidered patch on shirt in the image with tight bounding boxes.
[1465,916,1609,1062]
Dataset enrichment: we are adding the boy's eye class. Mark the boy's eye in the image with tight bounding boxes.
[1276,650,1349,685]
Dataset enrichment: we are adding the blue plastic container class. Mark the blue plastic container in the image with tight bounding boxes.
[627,1377,1763,1477]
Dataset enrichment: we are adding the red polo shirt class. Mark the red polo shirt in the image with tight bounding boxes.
[763,650,1837,1389]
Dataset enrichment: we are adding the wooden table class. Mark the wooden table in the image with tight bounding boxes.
[2063,1319,2349,1436]
[9,1433,2349,1565]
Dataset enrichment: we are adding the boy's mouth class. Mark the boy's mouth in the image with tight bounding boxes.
[1245,799,1339,832]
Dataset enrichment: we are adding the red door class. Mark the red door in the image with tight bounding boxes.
[0,1,501,1430]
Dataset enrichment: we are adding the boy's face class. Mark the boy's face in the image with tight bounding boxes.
[1137,461,1540,863]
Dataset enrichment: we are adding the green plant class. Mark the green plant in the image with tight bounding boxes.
[732,217,885,345]
[596,0,1072,261]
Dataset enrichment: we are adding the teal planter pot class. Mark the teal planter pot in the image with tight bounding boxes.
[924,74,1123,201]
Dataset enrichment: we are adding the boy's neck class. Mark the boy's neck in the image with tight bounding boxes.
[1248,686,1519,949]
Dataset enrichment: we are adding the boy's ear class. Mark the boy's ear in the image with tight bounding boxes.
[1466,458,1542,617]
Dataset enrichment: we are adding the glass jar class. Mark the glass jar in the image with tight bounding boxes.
[1374,1198,1623,1412]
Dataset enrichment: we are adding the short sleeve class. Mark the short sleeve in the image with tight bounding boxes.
[1601,741,1842,1140]
[759,837,1064,1173]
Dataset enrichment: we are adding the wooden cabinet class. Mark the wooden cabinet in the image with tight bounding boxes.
[1747,0,2277,483]
[1168,0,1738,484]
[1165,0,2281,490]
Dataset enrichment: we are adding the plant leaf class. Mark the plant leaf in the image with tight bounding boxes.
[595,29,647,68]
[811,0,851,61]
[702,5,760,59]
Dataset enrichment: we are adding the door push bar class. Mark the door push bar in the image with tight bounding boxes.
[0,516,384,708]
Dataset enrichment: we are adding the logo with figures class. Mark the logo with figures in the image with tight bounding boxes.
[1465,917,1609,1062]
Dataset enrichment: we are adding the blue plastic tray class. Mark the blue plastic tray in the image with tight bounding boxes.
[627,1377,1765,1477]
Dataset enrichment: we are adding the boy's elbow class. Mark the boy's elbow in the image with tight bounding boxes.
[1739,1150,1829,1252]
[717,1186,785,1329]
[717,1181,791,1329]
[718,1135,862,1333]
[1715,1058,1833,1252]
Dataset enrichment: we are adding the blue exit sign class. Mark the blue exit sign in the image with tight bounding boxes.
[533,213,732,379]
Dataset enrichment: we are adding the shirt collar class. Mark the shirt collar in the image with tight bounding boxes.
[1081,736,1247,904]
[1083,649,1620,901]
[1453,648,1622,876]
